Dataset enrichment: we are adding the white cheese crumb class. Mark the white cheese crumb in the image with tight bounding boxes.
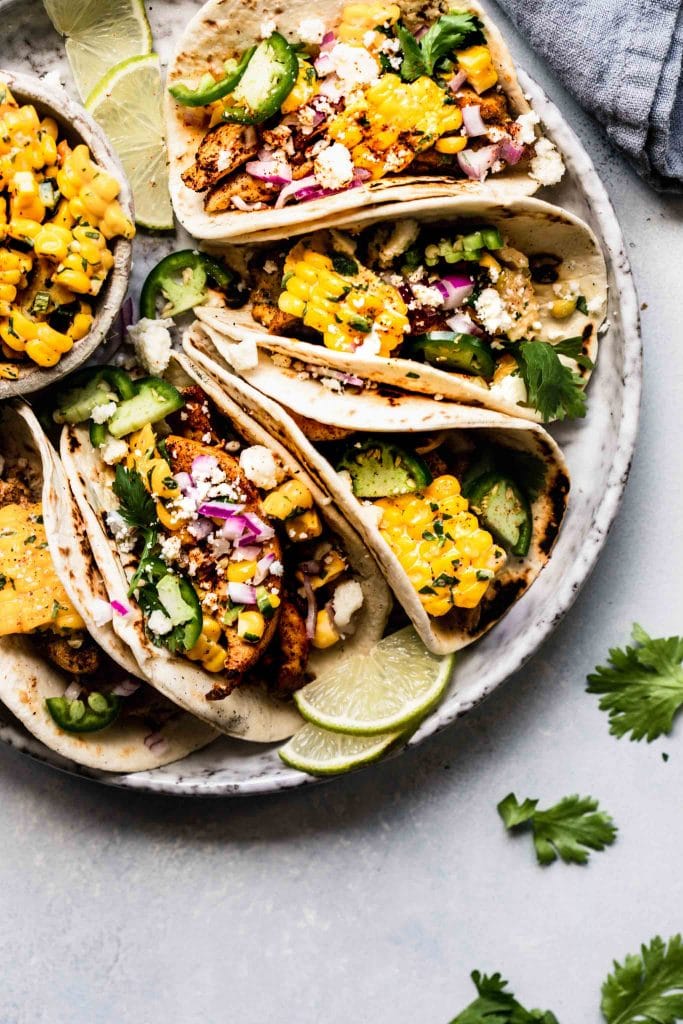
[263,260,278,274]
[90,400,117,424]
[328,43,380,89]
[515,111,540,145]
[106,510,136,552]
[530,138,565,186]
[355,326,382,356]
[474,288,514,334]
[147,610,173,636]
[587,295,603,314]
[489,373,528,406]
[360,500,384,528]
[259,18,277,38]
[377,218,420,267]
[297,17,326,44]
[270,559,284,577]
[100,437,128,465]
[239,445,281,490]
[128,317,173,375]
[320,376,343,392]
[159,535,182,563]
[314,142,354,190]
[223,337,259,373]
[332,579,364,630]
[411,283,443,307]
[91,598,113,627]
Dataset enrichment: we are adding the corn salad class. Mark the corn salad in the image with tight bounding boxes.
[0,82,134,373]
[374,475,506,616]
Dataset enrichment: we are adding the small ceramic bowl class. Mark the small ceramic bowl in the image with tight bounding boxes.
[0,69,133,398]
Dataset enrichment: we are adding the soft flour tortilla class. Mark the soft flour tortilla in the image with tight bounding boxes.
[0,402,217,773]
[183,325,570,655]
[166,0,543,244]
[60,354,391,741]
[194,195,607,422]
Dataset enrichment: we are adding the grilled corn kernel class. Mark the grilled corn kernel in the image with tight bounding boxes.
[187,632,227,672]
[285,509,322,542]
[262,478,314,520]
[34,223,72,261]
[281,60,317,114]
[312,608,340,649]
[434,135,468,154]
[237,610,265,643]
[307,549,347,590]
[374,474,507,616]
[67,305,93,341]
[202,616,223,642]
[227,560,258,583]
[551,297,577,319]
[455,45,498,94]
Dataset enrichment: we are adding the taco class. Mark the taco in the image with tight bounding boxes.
[53,353,392,741]
[193,196,607,423]
[165,0,565,242]
[0,402,217,772]
[184,324,569,655]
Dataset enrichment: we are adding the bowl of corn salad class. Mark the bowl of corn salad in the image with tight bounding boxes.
[0,69,135,397]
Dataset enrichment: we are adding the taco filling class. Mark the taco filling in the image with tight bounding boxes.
[170,3,563,214]
[233,219,597,421]
[0,458,182,740]
[54,368,369,698]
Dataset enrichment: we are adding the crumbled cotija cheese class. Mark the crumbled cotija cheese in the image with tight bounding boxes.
[90,401,117,424]
[474,288,514,334]
[147,610,173,636]
[128,317,174,375]
[239,446,281,490]
[297,17,326,44]
[515,111,540,145]
[314,142,354,190]
[332,579,364,630]
[530,138,565,186]
[328,43,380,88]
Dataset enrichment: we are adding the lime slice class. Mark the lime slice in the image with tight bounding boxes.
[86,54,173,231]
[279,724,398,776]
[294,627,455,735]
[43,0,152,103]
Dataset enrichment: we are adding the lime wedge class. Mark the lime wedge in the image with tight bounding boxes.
[86,54,173,231]
[279,724,398,776]
[294,627,455,735]
[43,0,152,103]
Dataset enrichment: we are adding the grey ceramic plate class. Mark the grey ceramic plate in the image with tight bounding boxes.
[0,0,641,796]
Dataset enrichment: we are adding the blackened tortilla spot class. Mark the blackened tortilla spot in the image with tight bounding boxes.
[539,470,570,556]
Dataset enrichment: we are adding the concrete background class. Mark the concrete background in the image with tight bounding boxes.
[1,5,683,1022]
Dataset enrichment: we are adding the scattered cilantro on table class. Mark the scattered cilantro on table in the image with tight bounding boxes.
[601,935,683,1023]
[497,793,617,865]
[587,624,683,742]
[448,971,559,1023]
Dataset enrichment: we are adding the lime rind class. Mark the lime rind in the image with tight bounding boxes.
[86,54,173,231]
[278,724,399,776]
[294,627,455,735]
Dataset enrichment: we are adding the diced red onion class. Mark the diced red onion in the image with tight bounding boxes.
[112,679,141,697]
[313,366,364,387]
[462,104,487,137]
[434,275,474,310]
[457,144,501,181]
[302,576,317,640]
[320,31,336,49]
[245,158,292,185]
[274,168,370,209]
[446,312,482,335]
[144,731,169,755]
[175,471,193,495]
[198,501,246,520]
[64,681,82,701]
[191,454,219,479]
[228,582,256,605]
[448,69,467,92]
[111,600,129,616]
[314,51,333,75]
[220,515,251,541]
[232,544,261,561]
[188,518,213,541]
[500,137,526,165]
[415,24,428,39]
[231,196,264,211]
[254,552,276,584]
[240,513,275,543]
[274,174,318,209]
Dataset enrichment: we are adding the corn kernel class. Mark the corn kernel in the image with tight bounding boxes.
[435,135,468,154]
[312,609,340,649]
[227,560,258,583]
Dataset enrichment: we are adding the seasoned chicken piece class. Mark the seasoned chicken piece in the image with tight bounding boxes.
[275,599,310,693]
[248,260,299,334]
[43,634,101,676]
[0,476,31,506]
[456,88,510,124]
[204,172,274,213]
[181,123,258,192]
[410,149,455,173]
[168,385,220,444]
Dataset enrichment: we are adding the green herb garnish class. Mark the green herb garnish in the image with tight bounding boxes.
[449,970,559,1023]
[517,340,587,421]
[601,934,683,1024]
[396,12,484,82]
[497,792,617,865]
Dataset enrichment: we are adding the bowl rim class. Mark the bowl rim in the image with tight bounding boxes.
[0,67,133,398]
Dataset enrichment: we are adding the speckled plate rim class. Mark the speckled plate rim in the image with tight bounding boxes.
[0,68,641,797]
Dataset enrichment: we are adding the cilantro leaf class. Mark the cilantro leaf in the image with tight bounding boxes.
[587,624,683,742]
[396,11,484,82]
[395,23,427,81]
[112,465,158,531]
[576,294,589,315]
[552,335,595,371]
[601,935,683,1024]
[497,792,617,866]
[420,11,484,75]
[517,340,588,421]
[449,970,559,1023]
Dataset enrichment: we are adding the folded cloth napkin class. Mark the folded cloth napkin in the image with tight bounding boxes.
[495,0,683,191]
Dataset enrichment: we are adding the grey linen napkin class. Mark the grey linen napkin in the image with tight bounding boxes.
[494,0,683,191]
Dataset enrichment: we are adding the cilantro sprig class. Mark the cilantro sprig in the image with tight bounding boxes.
[587,624,683,742]
[396,11,484,82]
[112,465,160,595]
[516,340,588,421]
[497,792,617,865]
[601,934,683,1023]
[449,971,559,1024]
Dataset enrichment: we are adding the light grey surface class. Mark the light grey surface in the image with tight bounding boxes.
[1,7,682,1024]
